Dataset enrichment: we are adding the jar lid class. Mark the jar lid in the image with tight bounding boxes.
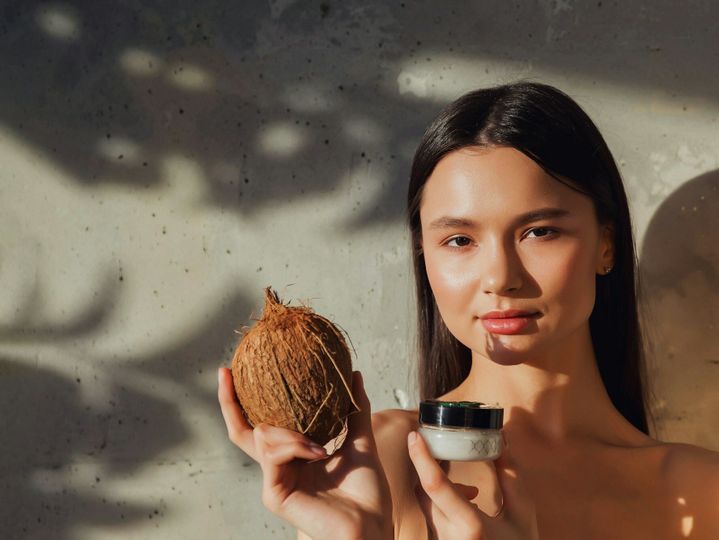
[419,399,504,429]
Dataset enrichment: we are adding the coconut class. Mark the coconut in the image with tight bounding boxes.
[231,286,360,450]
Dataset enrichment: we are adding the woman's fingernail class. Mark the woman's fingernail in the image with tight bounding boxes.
[408,431,417,445]
[309,444,326,456]
[218,368,223,383]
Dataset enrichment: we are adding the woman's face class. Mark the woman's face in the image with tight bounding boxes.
[419,146,614,365]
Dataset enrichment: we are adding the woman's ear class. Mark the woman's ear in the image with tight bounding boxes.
[597,223,615,274]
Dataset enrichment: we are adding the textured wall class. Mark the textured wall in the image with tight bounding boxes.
[1,1,717,538]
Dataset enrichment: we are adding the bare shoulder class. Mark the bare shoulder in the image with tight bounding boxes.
[662,440,719,482]
[661,441,719,535]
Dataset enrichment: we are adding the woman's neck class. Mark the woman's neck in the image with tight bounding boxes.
[442,324,652,447]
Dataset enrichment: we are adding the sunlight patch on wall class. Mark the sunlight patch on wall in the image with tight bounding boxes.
[167,63,214,92]
[257,122,305,158]
[119,48,163,77]
[395,55,533,102]
[397,70,431,99]
[159,153,208,205]
[96,136,142,165]
[391,54,637,104]
[35,3,81,41]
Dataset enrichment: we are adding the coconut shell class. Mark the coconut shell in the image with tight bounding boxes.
[231,286,359,448]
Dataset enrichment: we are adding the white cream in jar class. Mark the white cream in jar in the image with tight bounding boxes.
[418,400,504,461]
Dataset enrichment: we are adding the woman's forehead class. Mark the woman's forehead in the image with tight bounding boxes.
[420,147,589,222]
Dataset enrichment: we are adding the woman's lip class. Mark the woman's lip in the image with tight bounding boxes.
[480,314,538,334]
[480,310,539,319]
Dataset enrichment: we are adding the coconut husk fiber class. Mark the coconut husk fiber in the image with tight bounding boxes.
[231,286,360,451]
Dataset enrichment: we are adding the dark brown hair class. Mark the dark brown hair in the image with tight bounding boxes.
[406,80,654,435]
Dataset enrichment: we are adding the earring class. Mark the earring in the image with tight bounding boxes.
[603,265,613,275]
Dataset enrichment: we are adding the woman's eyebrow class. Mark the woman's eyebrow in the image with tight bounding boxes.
[427,207,571,230]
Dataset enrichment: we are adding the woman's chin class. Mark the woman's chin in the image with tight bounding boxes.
[475,336,544,365]
[486,353,528,366]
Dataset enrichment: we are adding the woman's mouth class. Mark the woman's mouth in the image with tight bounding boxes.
[480,313,539,335]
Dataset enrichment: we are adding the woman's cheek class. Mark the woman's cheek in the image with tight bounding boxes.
[426,250,471,293]
[425,252,476,328]
[535,244,595,325]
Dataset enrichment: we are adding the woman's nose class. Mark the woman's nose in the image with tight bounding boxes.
[480,238,523,295]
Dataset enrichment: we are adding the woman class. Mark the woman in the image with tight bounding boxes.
[218,81,719,539]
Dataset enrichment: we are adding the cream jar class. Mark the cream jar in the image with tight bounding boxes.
[418,400,504,461]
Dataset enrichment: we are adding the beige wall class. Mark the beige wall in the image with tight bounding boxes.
[1,1,717,538]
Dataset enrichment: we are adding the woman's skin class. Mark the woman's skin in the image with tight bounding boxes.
[218,364,537,539]
[373,146,719,539]
[219,145,719,539]
[218,369,394,540]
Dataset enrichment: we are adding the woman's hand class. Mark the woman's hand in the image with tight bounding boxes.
[408,430,539,539]
[218,368,393,540]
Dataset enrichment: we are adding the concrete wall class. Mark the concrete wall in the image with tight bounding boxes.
[1,1,717,538]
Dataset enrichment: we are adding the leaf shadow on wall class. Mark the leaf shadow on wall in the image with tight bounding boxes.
[638,169,719,451]
[0,356,177,539]
[0,1,423,231]
[2,1,719,232]
[0,274,258,539]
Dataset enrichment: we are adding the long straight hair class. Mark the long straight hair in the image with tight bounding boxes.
[406,80,654,435]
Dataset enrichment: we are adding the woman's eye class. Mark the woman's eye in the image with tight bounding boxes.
[445,236,472,249]
[525,227,557,239]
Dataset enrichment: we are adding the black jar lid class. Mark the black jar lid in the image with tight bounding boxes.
[419,400,504,429]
